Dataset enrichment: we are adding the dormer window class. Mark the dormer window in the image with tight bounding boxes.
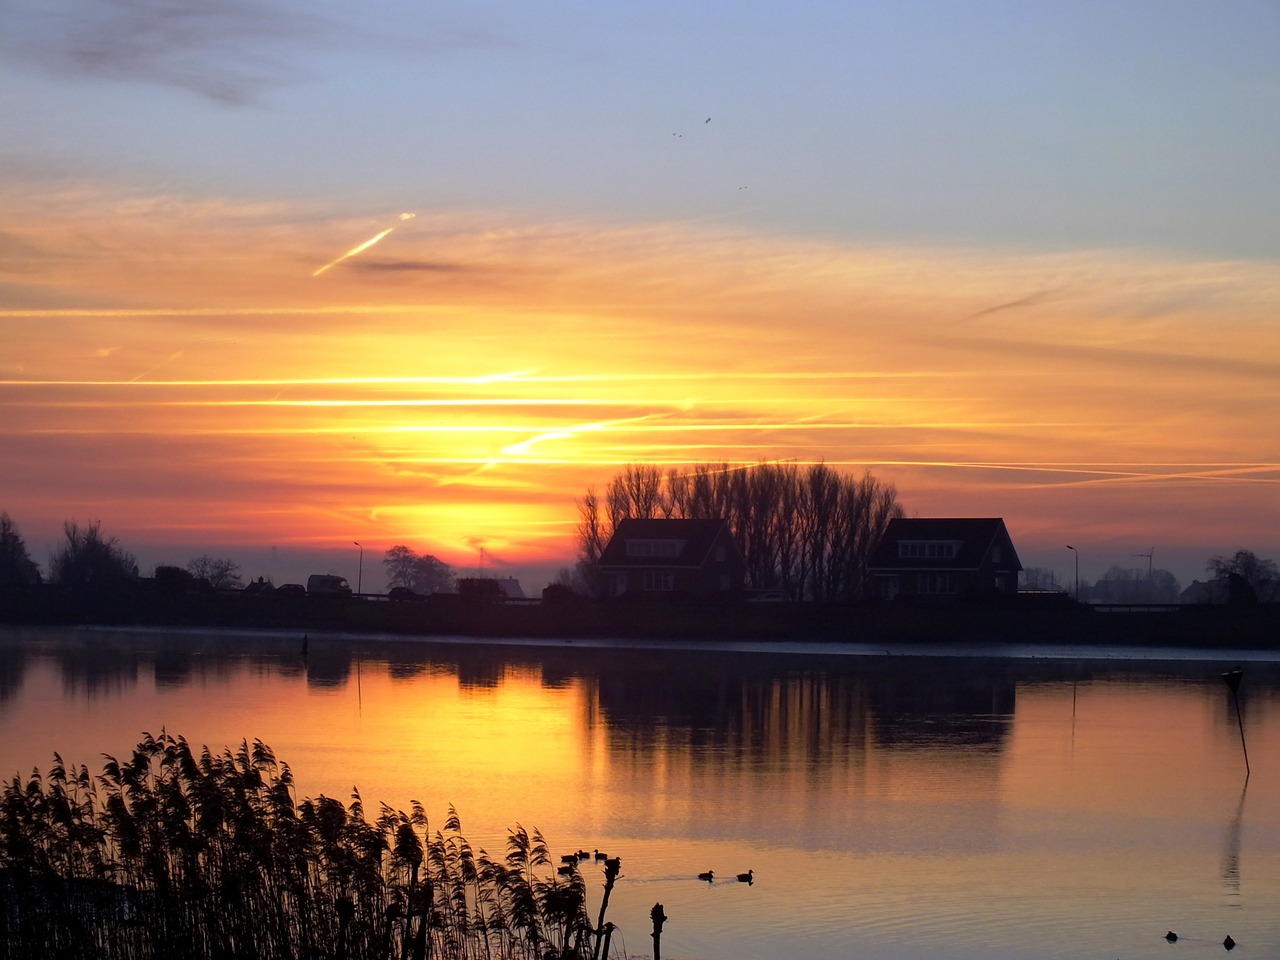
[626,539,684,558]
[898,540,959,559]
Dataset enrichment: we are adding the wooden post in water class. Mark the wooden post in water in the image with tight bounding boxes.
[650,902,668,960]
[1221,669,1250,779]
[592,857,622,960]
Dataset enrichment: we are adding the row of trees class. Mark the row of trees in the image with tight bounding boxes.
[1,514,248,592]
[0,514,464,597]
[5,506,1275,604]
[575,462,904,601]
[1020,550,1280,604]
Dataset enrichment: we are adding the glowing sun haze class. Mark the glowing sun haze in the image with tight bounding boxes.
[2,0,1279,590]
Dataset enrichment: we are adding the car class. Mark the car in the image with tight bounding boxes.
[387,586,424,602]
[276,583,306,598]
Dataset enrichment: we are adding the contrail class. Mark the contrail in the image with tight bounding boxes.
[312,212,415,277]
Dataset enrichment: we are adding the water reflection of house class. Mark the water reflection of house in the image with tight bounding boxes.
[868,517,1022,601]
[596,518,746,598]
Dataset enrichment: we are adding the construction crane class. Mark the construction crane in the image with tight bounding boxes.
[1132,548,1153,579]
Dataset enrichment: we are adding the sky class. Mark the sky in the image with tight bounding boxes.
[2,0,1279,593]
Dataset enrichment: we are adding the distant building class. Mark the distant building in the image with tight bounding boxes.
[867,517,1023,601]
[596,518,746,598]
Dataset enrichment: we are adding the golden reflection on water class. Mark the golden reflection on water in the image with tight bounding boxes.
[1,628,1279,960]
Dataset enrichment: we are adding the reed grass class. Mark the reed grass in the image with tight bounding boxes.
[0,732,610,960]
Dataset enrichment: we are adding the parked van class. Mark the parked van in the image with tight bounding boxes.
[306,574,353,597]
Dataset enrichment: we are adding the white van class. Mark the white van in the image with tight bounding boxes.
[306,574,353,597]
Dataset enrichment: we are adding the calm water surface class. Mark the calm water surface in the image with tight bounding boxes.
[2,626,1278,960]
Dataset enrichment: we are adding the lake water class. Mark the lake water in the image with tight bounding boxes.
[2,625,1278,960]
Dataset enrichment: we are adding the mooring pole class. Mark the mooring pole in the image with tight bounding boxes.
[651,902,668,960]
[1221,669,1250,779]
[592,857,622,960]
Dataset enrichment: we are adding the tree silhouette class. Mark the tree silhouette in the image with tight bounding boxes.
[186,554,243,589]
[1208,550,1279,603]
[49,520,137,590]
[0,512,42,588]
[383,545,455,595]
[578,461,902,601]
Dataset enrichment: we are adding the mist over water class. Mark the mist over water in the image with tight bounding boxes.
[2,627,1278,960]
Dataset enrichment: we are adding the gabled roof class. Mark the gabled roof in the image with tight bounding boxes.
[597,518,737,568]
[868,517,1022,571]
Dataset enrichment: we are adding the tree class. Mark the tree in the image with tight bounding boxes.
[383,546,455,595]
[186,555,243,590]
[1092,565,1180,603]
[49,520,137,590]
[1019,567,1062,591]
[1207,550,1280,603]
[576,461,903,601]
[0,513,42,588]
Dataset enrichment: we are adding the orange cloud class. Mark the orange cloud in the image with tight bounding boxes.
[2,182,1278,583]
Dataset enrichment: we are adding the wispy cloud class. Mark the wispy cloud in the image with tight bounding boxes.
[5,0,336,105]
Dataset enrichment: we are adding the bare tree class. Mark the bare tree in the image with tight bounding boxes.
[1208,550,1279,603]
[50,520,136,590]
[575,489,607,565]
[1019,567,1063,591]
[186,555,242,589]
[575,461,903,601]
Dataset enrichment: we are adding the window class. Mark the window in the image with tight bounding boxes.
[714,545,726,562]
[917,573,957,594]
[899,541,958,559]
[643,570,675,591]
[626,539,684,558]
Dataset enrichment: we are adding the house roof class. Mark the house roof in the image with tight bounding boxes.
[868,517,1023,572]
[597,518,737,568]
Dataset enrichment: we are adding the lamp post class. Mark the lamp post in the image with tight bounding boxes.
[1066,544,1079,600]
[354,541,363,595]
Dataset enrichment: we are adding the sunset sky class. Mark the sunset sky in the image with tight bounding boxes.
[3,0,1279,592]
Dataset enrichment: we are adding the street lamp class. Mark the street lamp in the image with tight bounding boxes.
[354,541,363,595]
[1066,544,1079,600]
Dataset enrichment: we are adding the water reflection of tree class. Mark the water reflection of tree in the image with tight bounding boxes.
[0,642,27,705]
[594,655,1017,762]
[56,642,140,700]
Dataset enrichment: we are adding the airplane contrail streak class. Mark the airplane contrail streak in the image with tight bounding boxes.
[312,228,395,277]
[312,214,414,277]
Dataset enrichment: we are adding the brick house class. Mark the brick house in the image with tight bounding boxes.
[596,518,746,598]
[867,517,1023,601]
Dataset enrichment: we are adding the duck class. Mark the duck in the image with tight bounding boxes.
[576,849,591,860]
[560,854,578,865]
[697,870,714,882]
[736,869,754,884]
[557,864,575,877]
[1165,932,1178,943]
[1224,935,1236,951]
[594,850,608,861]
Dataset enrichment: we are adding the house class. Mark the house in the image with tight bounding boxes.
[596,518,746,598]
[867,517,1023,601]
